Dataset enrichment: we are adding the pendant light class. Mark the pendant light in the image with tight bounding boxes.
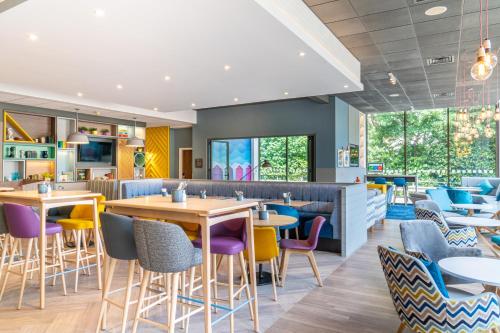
[471,0,494,81]
[483,0,497,68]
[67,110,89,144]
[495,60,500,120]
[126,118,144,147]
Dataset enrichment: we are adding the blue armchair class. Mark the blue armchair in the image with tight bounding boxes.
[266,204,300,239]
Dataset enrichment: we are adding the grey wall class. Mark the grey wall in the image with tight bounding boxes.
[169,127,193,178]
[192,97,336,180]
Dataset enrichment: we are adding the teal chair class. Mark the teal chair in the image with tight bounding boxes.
[426,188,466,215]
[266,204,300,239]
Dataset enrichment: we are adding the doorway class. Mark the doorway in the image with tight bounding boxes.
[179,148,192,179]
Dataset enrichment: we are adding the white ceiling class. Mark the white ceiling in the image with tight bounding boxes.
[0,0,361,124]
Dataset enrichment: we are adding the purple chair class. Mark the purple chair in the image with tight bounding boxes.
[279,216,326,287]
[192,218,254,328]
[0,203,67,309]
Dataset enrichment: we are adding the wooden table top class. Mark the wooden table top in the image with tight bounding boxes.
[253,213,297,227]
[104,195,258,216]
[266,200,313,208]
[0,190,98,202]
[0,187,15,192]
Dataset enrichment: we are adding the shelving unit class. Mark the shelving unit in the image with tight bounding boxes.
[56,117,76,182]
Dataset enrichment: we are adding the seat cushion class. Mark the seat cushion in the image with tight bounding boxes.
[492,235,500,246]
[192,236,244,255]
[57,218,97,230]
[280,238,313,251]
[426,188,453,211]
[446,189,473,204]
[46,222,63,235]
[478,179,494,195]
[420,259,449,298]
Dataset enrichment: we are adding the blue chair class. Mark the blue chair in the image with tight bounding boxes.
[266,204,300,239]
[393,177,408,205]
[386,185,394,206]
[426,188,456,213]
[374,177,387,185]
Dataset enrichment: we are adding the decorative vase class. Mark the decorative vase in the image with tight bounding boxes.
[236,194,244,201]
[258,210,269,220]
[172,189,186,203]
[37,183,48,194]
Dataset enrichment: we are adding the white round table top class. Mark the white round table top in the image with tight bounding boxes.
[253,213,297,227]
[439,257,500,287]
[446,216,500,227]
[451,203,496,210]
[454,187,482,193]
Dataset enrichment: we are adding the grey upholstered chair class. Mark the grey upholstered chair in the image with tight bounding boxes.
[400,220,482,285]
[132,219,202,333]
[96,212,138,333]
[415,199,464,218]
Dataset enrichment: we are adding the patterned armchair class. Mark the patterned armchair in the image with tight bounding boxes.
[378,246,500,333]
[415,207,477,247]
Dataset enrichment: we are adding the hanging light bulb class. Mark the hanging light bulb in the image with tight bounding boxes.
[495,104,500,121]
[486,104,493,119]
[480,106,487,120]
[483,38,498,68]
[471,46,494,81]
[475,117,481,125]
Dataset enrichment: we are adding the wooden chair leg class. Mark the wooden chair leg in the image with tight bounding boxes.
[397,322,406,333]
[212,254,218,313]
[237,252,254,320]
[51,235,57,286]
[0,234,10,283]
[270,258,277,301]
[18,238,34,309]
[185,266,196,333]
[74,230,82,292]
[228,255,234,333]
[306,251,322,287]
[294,227,299,240]
[168,272,179,333]
[132,269,150,333]
[0,238,18,301]
[56,233,67,296]
[120,260,135,333]
[279,249,290,287]
[181,271,186,329]
[96,258,117,332]
[284,229,290,239]
[81,230,91,276]
[273,257,281,286]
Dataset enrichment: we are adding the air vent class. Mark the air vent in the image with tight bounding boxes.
[432,92,454,98]
[414,0,432,3]
[426,55,455,66]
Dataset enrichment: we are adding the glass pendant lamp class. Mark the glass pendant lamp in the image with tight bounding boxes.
[126,118,144,147]
[67,111,89,144]
[471,46,494,81]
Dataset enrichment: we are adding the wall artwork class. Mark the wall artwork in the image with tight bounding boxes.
[343,148,350,167]
[195,158,203,168]
[349,144,359,167]
[337,149,344,168]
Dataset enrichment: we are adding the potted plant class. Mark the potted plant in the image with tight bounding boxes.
[78,126,88,134]
[89,127,98,135]
[100,128,110,136]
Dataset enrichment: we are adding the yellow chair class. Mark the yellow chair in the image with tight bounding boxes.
[171,222,199,241]
[57,195,106,292]
[244,227,280,301]
[367,183,387,193]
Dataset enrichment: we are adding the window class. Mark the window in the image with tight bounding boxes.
[208,135,313,182]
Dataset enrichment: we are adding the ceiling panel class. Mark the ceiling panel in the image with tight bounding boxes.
[350,0,407,16]
[310,0,357,22]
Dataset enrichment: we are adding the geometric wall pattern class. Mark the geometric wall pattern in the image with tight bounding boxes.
[145,126,170,178]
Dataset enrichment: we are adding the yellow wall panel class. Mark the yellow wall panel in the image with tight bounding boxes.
[117,139,135,180]
[145,127,169,178]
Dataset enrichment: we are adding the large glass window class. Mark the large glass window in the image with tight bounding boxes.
[209,135,312,182]
[367,108,497,187]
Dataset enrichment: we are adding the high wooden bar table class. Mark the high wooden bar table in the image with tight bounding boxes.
[0,190,102,309]
[103,195,260,333]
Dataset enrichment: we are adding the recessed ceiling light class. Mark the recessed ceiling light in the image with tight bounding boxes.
[164,75,171,81]
[389,93,400,97]
[425,6,447,16]
[95,111,101,116]
[234,97,239,102]
[77,92,83,97]
[191,103,196,107]
[116,84,123,90]
[299,51,306,57]
[344,85,349,88]
[284,91,289,96]
[224,65,231,71]
[28,33,38,41]
[95,8,106,17]
[153,107,158,111]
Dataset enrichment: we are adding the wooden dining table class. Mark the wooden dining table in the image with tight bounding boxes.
[0,190,102,309]
[103,195,260,333]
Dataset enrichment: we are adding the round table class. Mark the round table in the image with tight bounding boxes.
[252,213,297,285]
[446,216,500,257]
[439,257,500,287]
[450,203,496,217]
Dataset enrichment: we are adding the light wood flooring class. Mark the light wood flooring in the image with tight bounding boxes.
[0,220,491,332]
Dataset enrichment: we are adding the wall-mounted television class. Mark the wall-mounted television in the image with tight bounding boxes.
[368,163,384,173]
[78,139,114,163]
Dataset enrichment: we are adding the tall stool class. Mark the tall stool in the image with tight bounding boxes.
[374,177,387,184]
[132,219,202,333]
[280,216,325,287]
[96,212,138,333]
[192,218,254,332]
[393,177,408,205]
[0,203,67,309]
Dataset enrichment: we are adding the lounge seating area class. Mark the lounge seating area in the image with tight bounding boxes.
[1,1,500,332]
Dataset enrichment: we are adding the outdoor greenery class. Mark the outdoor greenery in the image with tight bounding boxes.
[367,108,497,187]
[259,135,309,181]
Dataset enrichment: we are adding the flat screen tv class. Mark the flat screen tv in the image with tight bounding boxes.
[368,163,384,173]
[78,140,113,163]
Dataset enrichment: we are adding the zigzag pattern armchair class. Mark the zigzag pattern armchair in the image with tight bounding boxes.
[378,246,500,333]
[415,207,477,248]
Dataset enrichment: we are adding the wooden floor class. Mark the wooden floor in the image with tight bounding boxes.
[0,220,490,332]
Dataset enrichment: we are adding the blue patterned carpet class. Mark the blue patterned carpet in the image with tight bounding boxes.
[386,204,415,220]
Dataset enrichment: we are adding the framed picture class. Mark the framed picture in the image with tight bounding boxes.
[337,149,344,167]
[349,144,359,167]
[343,149,350,167]
[195,158,203,168]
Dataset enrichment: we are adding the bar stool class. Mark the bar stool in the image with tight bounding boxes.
[96,212,139,333]
[393,177,408,205]
[192,218,254,332]
[132,219,202,333]
[280,216,325,287]
[0,203,67,309]
[374,177,387,184]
